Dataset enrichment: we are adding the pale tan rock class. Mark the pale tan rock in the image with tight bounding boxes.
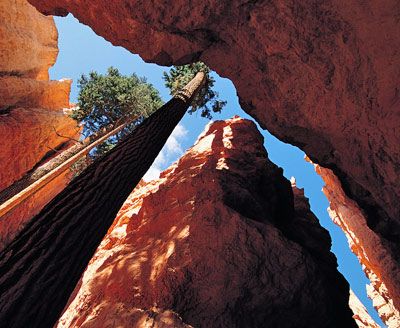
[349,290,380,328]
[367,274,400,328]
[314,162,400,327]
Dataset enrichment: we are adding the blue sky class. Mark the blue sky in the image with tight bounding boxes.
[50,15,384,326]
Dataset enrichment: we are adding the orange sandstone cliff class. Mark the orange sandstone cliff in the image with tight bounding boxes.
[28,1,400,275]
[57,117,357,328]
[0,0,79,249]
[315,163,400,328]
[26,3,400,323]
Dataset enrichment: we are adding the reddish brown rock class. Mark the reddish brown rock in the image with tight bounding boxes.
[57,117,356,328]
[315,163,400,327]
[28,1,400,266]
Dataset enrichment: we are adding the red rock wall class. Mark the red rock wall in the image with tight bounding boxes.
[57,117,357,328]
[315,163,400,327]
[0,0,79,249]
[0,0,79,191]
[28,1,400,260]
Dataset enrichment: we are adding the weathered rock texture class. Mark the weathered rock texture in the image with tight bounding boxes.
[1,0,56,80]
[315,163,400,328]
[0,0,79,191]
[28,2,400,279]
[349,290,380,328]
[0,0,79,249]
[57,117,356,328]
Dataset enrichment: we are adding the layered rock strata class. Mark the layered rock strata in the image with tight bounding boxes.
[316,163,400,328]
[0,0,79,247]
[0,0,79,190]
[57,117,356,328]
[29,1,400,277]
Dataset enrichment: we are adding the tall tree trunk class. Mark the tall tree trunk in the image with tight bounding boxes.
[0,72,205,328]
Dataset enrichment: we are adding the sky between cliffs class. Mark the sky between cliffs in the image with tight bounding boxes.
[50,14,384,326]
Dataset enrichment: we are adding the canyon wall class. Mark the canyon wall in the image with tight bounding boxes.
[0,0,79,191]
[315,163,400,328]
[349,290,380,328]
[28,2,400,278]
[57,117,357,328]
[0,0,79,248]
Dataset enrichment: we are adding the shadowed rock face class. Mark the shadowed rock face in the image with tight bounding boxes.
[27,0,400,305]
[57,117,356,328]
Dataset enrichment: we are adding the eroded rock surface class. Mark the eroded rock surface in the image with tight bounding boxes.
[315,163,400,327]
[57,117,356,328]
[28,0,400,269]
[0,0,79,191]
[0,0,79,248]
[349,290,380,328]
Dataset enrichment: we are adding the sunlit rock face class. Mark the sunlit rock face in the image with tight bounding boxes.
[0,0,79,249]
[315,163,400,328]
[29,1,400,275]
[0,0,79,191]
[349,290,380,328]
[57,117,356,328]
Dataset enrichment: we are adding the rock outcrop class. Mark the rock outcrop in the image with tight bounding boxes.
[349,290,380,328]
[28,1,400,280]
[0,0,79,191]
[315,163,400,327]
[0,0,79,248]
[57,117,356,328]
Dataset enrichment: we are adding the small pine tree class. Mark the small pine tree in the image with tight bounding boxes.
[163,62,226,119]
[71,67,163,157]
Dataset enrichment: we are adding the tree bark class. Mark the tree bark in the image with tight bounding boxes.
[0,72,205,328]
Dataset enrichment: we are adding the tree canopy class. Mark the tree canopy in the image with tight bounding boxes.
[70,67,163,157]
[163,62,226,119]
[71,63,225,160]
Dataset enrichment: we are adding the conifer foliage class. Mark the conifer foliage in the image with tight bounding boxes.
[71,67,163,156]
[163,62,226,119]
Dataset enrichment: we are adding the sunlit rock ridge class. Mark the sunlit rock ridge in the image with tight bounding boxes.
[57,117,357,328]
[28,1,400,321]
